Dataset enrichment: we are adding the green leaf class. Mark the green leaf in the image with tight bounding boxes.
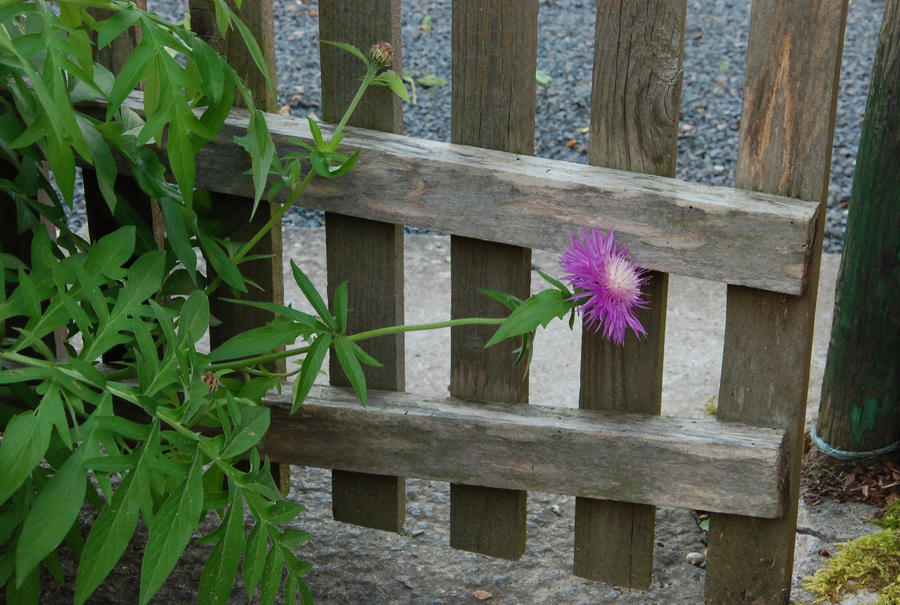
[306,114,324,150]
[280,547,313,578]
[219,299,318,329]
[310,148,360,179]
[0,412,52,506]
[349,340,382,368]
[158,197,197,284]
[279,528,311,548]
[139,447,205,605]
[220,406,270,459]
[536,269,573,296]
[112,250,166,317]
[178,290,209,345]
[197,492,245,605]
[209,316,306,362]
[166,110,195,207]
[199,233,246,292]
[333,281,348,334]
[484,289,572,348]
[6,564,38,605]
[535,69,552,86]
[373,69,410,102]
[246,107,276,216]
[40,384,72,450]
[97,7,141,49]
[321,40,369,66]
[228,8,275,99]
[334,335,367,407]
[242,521,268,600]
[415,74,446,88]
[107,37,155,118]
[74,474,141,605]
[259,543,284,605]
[15,446,87,585]
[265,500,306,525]
[290,260,333,330]
[292,333,331,413]
[83,225,135,281]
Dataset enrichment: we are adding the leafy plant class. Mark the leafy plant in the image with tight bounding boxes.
[0,2,409,603]
[0,1,646,602]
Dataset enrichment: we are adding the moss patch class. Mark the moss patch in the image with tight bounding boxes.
[803,502,900,604]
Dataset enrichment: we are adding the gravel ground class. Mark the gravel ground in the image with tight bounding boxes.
[49,2,885,604]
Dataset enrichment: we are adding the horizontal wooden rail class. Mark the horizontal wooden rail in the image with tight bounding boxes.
[261,385,789,519]
[105,93,818,295]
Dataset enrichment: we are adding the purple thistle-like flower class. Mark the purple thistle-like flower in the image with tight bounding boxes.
[560,228,649,345]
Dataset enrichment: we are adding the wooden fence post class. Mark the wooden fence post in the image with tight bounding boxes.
[318,0,406,533]
[704,3,847,603]
[574,0,686,588]
[188,0,289,491]
[816,0,899,454]
[448,0,538,560]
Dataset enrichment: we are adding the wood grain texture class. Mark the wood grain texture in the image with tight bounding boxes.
[574,1,686,587]
[260,385,789,518]
[189,0,289,492]
[704,2,847,603]
[319,0,406,533]
[448,0,538,561]
[97,92,821,295]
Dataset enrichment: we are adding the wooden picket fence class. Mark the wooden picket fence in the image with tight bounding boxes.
[83,1,848,602]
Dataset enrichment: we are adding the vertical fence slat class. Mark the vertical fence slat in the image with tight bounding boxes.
[574,1,686,588]
[704,3,847,603]
[448,0,538,561]
[319,0,406,533]
[189,0,289,491]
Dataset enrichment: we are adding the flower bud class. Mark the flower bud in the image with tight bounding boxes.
[369,42,393,68]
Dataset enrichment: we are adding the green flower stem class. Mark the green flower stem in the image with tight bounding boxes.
[208,316,505,373]
[327,62,378,152]
[203,63,377,297]
[203,168,316,297]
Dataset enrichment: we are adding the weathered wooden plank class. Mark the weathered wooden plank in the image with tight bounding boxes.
[189,0,289,493]
[575,1,686,587]
[260,385,788,519]
[102,92,820,295]
[704,2,847,603]
[319,0,406,534]
[447,0,538,561]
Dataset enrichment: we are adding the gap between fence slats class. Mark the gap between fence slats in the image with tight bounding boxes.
[574,0,686,588]
[704,2,848,603]
[318,0,406,534]
[447,0,539,561]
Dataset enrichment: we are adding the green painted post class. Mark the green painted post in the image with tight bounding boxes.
[816,0,900,455]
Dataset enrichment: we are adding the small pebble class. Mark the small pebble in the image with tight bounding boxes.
[686,551,706,567]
